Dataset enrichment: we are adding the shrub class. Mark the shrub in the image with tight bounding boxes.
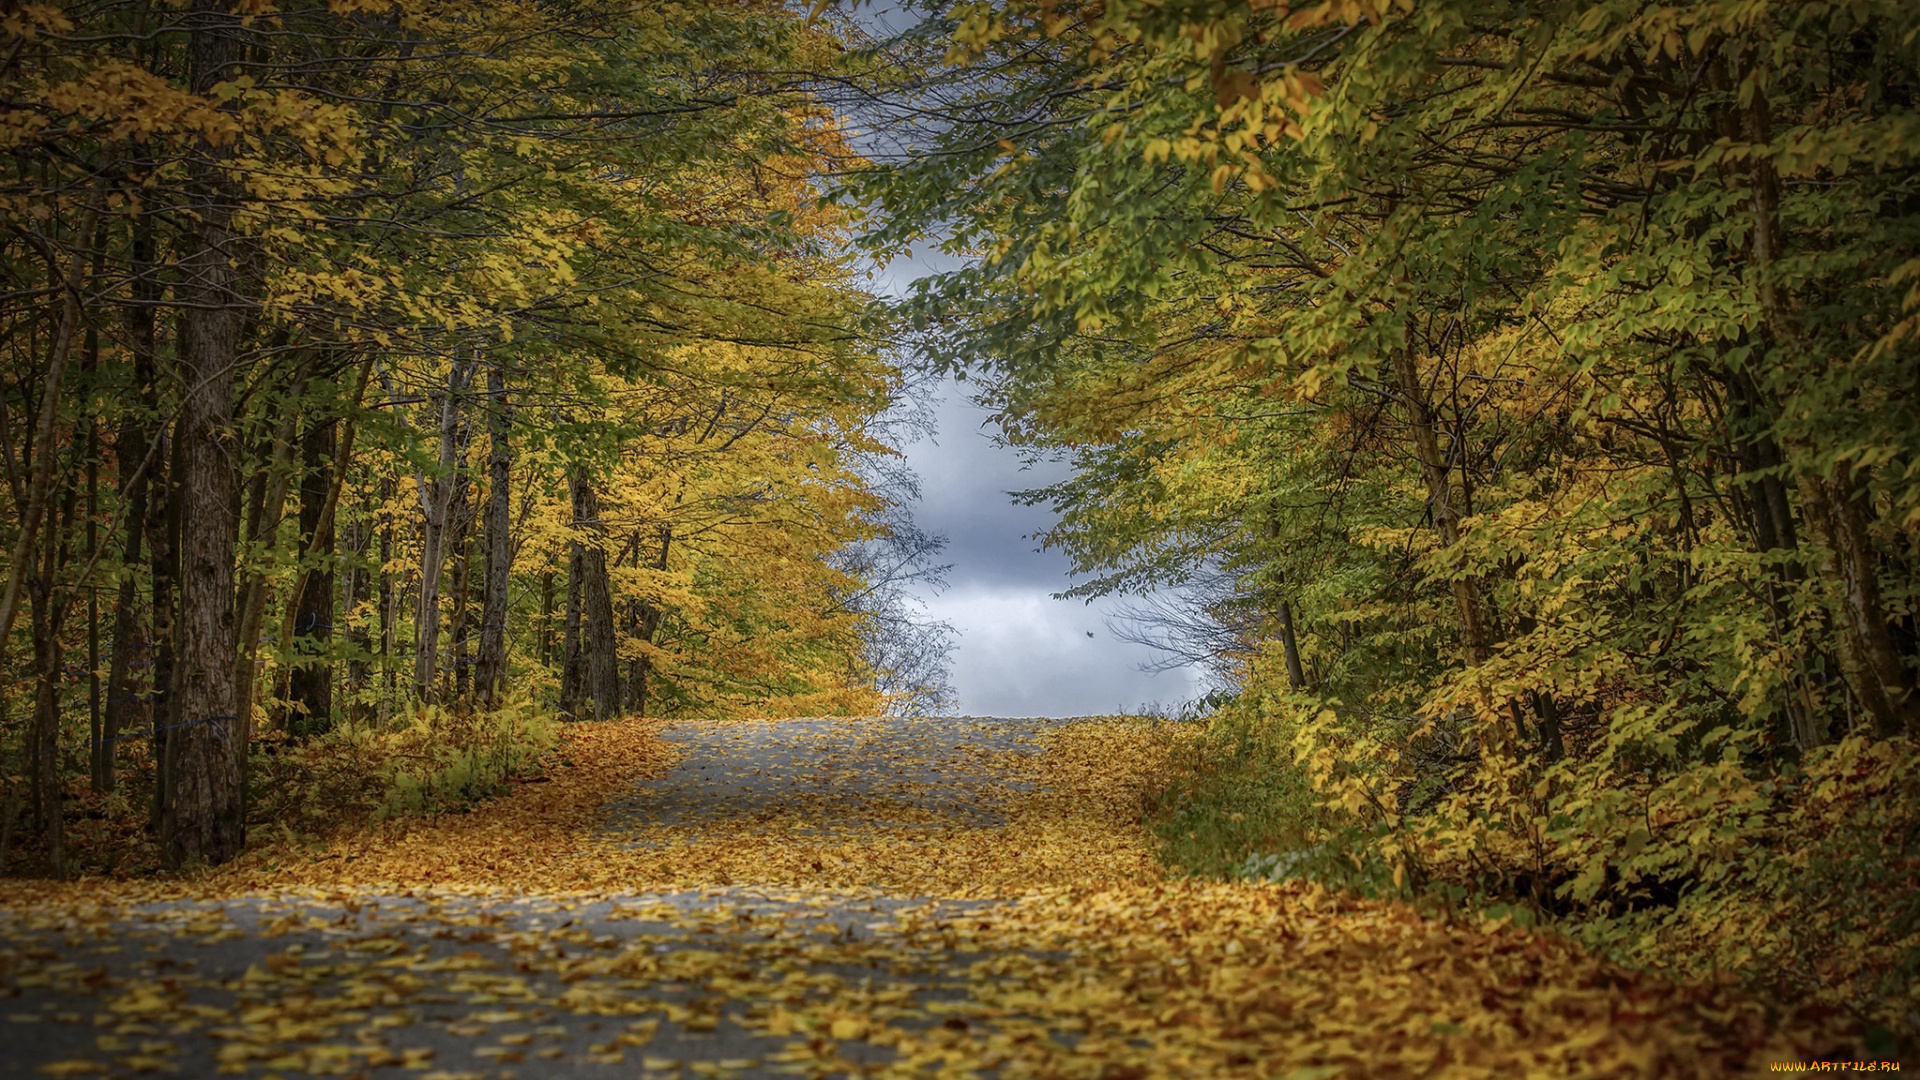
[250,694,556,834]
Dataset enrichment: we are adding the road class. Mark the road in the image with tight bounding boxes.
[2,717,1079,1079]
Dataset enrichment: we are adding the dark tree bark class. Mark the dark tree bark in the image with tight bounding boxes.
[145,409,178,834]
[623,592,643,713]
[101,432,152,794]
[102,564,147,794]
[233,397,297,747]
[539,571,555,668]
[85,430,101,793]
[474,365,512,707]
[342,497,370,725]
[561,537,585,717]
[1528,691,1566,763]
[377,476,395,716]
[1801,467,1920,740]
[1722,362,1837,754]
[1391,345,1493,668]
[1275,600,1306,691]
[0,202,95,653]
[629,526,670,717]
[563,471,619,719]
[162,1,248,870]
[447,459,473,702]
[30,608,65,875]
[104,214,161,795]
[29,482,75,876]
[1719,65,1917,743]
[287,419,336,736]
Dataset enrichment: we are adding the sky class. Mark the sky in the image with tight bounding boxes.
[837,1,1213,718]
[862,250,1211,718]
[892,381,1213,717]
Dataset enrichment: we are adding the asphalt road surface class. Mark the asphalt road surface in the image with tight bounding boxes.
[1,717,1078,1080]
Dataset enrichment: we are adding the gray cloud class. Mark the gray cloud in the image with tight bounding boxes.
[861,230,1212,716]
[895,381,1211,716]
[909,394,1072,590]
[927,585,1211,717]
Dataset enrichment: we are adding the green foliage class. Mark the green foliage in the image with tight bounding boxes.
[374,701,557,819]
[855,0,1920,1040]
[1147,689,1325,880]
[0,0,935,874]
[250,696,555,833]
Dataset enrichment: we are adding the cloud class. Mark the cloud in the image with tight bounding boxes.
[925,587,1209,717]
[861,224,1212,717]
[896,381,1211,717]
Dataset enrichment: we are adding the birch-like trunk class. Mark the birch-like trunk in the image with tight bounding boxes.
[474,365,512,707]
[412,362,472,700]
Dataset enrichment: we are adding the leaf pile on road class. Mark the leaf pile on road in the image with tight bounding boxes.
[1,716,1850,1077]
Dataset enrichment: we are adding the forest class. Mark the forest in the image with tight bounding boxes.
[850,0,1920,1044]
[0,0,959,873]
[2,0,1917,1070]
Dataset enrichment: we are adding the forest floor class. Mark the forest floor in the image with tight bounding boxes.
[0,715,1848,1078]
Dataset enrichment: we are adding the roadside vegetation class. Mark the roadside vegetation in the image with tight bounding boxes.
[852,0,1920,1050]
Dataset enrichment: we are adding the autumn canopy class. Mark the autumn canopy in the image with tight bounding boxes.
[0,0,1916,1066]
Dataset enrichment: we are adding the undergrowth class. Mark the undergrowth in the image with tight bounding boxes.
[1144,693,1920,1055]
[0,697,561,879]
[1144,700,1328,881]
[251,695,558,835]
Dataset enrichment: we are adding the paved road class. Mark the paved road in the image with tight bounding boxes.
[604,716,1070,837]
[0,717,1073,1079]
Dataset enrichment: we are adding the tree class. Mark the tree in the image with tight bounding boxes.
[0,0,946,870]
[848,0,1920,1020]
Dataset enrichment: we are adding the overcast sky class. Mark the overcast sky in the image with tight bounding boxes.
[861,258,1209,718]
[837,2,1211,717]
[892,381,1211,717]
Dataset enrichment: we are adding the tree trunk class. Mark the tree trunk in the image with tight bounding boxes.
[475,365,512,707]
[413,363,472,700]
[1390,345,1493,667]
[0,199,99,655]
[632,526,671,718]
[233,399,298,743]
[101,406,152,794]
[31,605,64,876]
[105,212,161,795]
[86,435,101,794]
[342,497,370,725]
[447,459,473,702]
[287,419,336,736]
[146,413,179,834]
[1723,362,1834,754]
[102,573,147,795]
[581,479,620,720]
[539,571,555,668]
[561,538,585,717]
[1728,62,1915,741]
[1800,467,1920,739]
[1528,691,1566,763]
[162,0,248,869]
[28,481,73,876]
[1275,600,1307,691]
[378,476,395,720]
[565,471,619,720]
[623,593,643,713]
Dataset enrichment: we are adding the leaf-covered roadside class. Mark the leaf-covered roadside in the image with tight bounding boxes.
[2,717,1861,1078]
